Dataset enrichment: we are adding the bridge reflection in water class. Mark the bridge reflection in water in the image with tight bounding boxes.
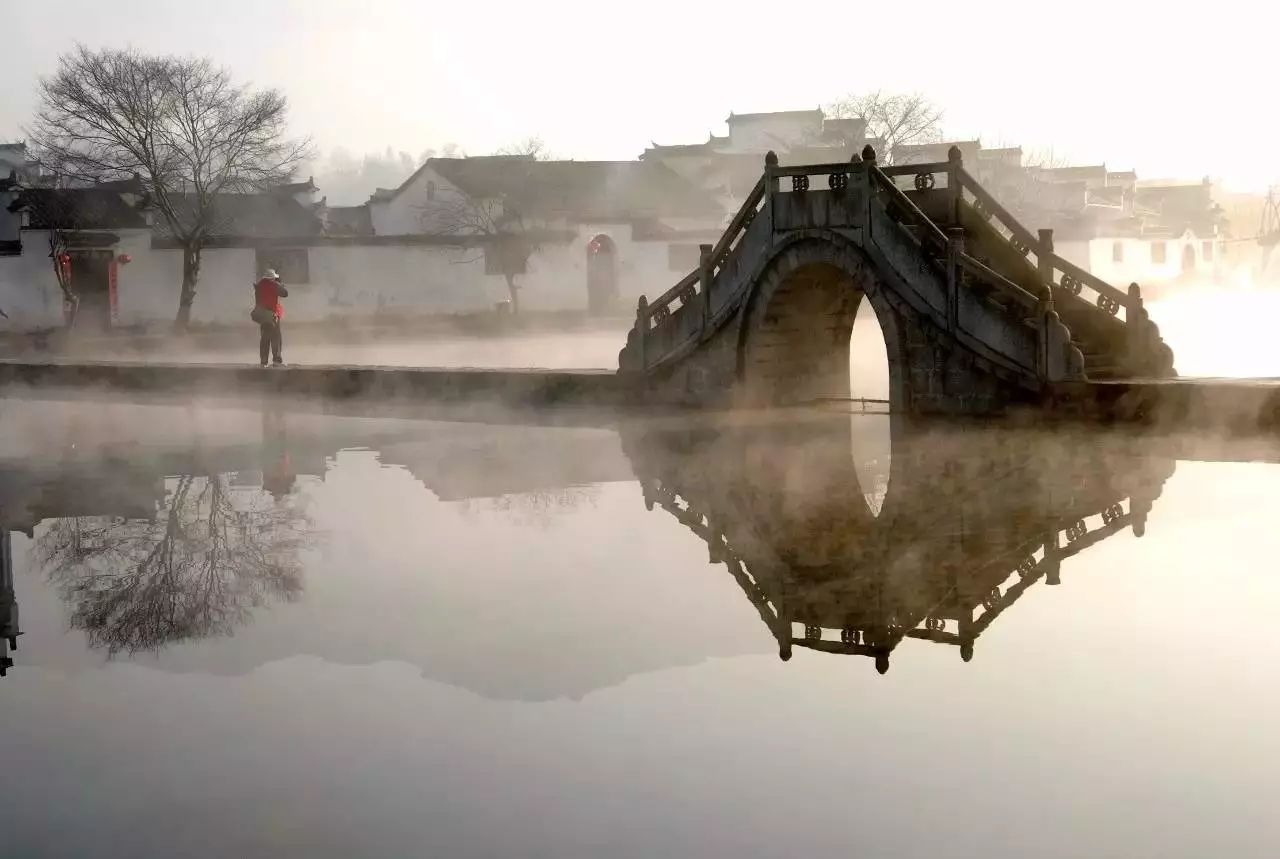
[622,412,1175,673]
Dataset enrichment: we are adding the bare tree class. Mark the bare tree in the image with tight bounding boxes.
[28,45,311,328]
[27,191,82,328]
[1021,146,1072,170]
[424,140,555,314]
[493,136,554,160]
[824,91,944,163]
[37,472,309,654]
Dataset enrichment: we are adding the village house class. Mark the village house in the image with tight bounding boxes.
[641,109,880,209]
[650,116,1234,289]
[0,123,1234,333]
[889,139,1230,288]
[0,142,727,331]
[359,155,725,313]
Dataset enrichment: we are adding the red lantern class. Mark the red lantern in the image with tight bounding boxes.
[117,253,132,265]
[58,253,72,280]
[588,239,601,254]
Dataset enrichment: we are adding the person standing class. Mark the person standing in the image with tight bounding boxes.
[252,268,288,366]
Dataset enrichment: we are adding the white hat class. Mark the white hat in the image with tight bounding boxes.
[264,268,280,279]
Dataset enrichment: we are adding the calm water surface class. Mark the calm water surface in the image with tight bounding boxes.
[1,394,1279,858]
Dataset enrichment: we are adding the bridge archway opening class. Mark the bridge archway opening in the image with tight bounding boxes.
[740,247,902,519]
[739,242,905,411]
[848,299,891,516]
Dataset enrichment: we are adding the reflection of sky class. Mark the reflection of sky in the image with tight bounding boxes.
[4,408,1280,856]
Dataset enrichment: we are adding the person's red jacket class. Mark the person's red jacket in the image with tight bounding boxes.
[254,278,287,319]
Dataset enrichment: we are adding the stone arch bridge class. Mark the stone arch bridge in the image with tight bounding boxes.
[619,146,1175,413]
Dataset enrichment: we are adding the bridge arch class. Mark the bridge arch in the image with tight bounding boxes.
[736,233,909,410]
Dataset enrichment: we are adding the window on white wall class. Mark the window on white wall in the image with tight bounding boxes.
[1202,240,1214,261]
[1112,242,1124,263]
[1151,241,1166,264]
[427,181,437,201]
[255,248,309,283]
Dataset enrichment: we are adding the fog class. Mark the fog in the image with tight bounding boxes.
[3,8,1280,857]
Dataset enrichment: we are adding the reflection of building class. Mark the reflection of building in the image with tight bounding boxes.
[624,415,1176,673]
[375,425,631,500]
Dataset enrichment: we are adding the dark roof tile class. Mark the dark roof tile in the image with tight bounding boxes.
[424,157,721,219]
[8,188,148,230]
[154,193,321,240]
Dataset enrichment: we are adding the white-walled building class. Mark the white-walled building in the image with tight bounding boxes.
[364,155,725,313]
[0,156,726,332]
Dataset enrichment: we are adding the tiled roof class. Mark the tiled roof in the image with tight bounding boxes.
[424,157,722,219]
[322,204,373,237]
[8,188,148,230]
[153,192,321,240]
[727,109,824,123]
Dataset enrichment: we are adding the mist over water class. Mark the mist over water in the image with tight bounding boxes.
[1,392,1280,857]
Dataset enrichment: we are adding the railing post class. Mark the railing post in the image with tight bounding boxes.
[948,145,963,224]
[1037,296,1049,382]
[1037,228,1055,301]
[1126,281,1148,368]
[860,145,877,241]
[1036,229,1056,383]
[765,151,778,238]
[764,150,779,195]
[699,243,713,333]
[636,295,648,371]
[946,227,964,334]
[1127,282,1145,323]
[1043,528,1061,586]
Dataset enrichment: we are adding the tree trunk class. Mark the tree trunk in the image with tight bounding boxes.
[51,237,78,331]
[175,244,201,330]
[62,294,80,332]
[505,275,521,315]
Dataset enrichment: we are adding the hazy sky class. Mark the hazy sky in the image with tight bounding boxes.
[0,0,1272,190]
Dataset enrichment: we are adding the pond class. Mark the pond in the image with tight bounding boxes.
[1,393,1278,857]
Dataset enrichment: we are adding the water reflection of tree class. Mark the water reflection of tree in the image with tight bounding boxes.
[36,474,309,655]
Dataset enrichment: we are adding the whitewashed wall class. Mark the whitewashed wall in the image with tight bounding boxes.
[0,230,64,328]
[0,221,706,331]
[1083,234,1226,286]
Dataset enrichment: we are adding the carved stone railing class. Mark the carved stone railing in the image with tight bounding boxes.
[896,149,1147,325]
[886,147,1174,376]
[632,175,768,367]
